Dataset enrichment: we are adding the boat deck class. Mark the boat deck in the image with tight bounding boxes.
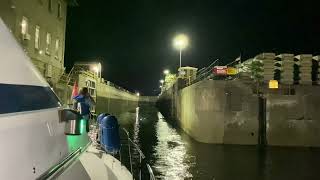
[57,144,132,180]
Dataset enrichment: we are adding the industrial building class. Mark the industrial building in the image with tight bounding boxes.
[0,0,77,86]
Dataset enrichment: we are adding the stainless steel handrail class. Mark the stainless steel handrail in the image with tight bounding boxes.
[146,164,156,180]
[36,141,91,180]
[123,128,145,159]
[36,148,81,180]
[122,128,134,175]
[121,128,155,180]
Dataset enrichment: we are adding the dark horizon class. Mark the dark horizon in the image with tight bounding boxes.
[65,0,320,95]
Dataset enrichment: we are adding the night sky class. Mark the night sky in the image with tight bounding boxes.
[65,0,319,95]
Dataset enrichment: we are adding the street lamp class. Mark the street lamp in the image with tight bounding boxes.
[98,63,102,78]
[92,65,99,74]
[91,63,102,78]
[173,34,189,68]
[163,69,170,75]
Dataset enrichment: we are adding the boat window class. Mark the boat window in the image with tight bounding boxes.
[0,84,61,114]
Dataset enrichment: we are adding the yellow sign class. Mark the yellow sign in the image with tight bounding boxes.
[269,80,278,89]
[226,67,238,75]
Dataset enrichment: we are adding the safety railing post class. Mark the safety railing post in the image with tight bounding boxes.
[139,154,142,180]
[122,128,155,180]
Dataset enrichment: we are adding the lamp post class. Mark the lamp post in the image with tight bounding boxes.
[98,63,101,79]
[173,34,189,68]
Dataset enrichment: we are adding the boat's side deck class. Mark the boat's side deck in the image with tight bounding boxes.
[57,145,132,180]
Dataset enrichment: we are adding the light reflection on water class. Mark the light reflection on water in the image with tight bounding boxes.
[121,107,195,179]
[153,112,193,179]
[133,107,140,145]
[118,105,320,180]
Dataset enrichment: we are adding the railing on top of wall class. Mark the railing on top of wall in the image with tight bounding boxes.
[104,80,136,96]
[62,64,136,96]
[189,59,220,86]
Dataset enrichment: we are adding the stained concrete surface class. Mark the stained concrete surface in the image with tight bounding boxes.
[158,79,320,147]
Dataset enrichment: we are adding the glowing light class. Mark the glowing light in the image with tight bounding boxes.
[173,34,189,50]
[21,18,28,34]
[80,119,85,134]
[92,65,99,73]
[226,67,238,75]
[269,80,279,89]
[21,22,26,28]
[136,92,140,96]
[163,69,170,75]
[160,79,164,84]
[66,119,88,152]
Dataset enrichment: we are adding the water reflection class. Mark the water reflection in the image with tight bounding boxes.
[153,112,193,179]
[118,105,320,180]
[133,107,140,145]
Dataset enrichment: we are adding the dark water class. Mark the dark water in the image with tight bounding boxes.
[118,105,320,180]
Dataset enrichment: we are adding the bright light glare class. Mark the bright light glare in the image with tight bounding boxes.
[21,21,27,28]
[173,34,189,50]
[163,69,170,75]
[136,92,140,96]
[21,19,27,34]
[92,65,99,73]
[160,79,164,83]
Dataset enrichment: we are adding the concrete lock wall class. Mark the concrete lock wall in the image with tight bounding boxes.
[77,73,138,115]
[95,82,139,116]
[176,80,259,144]
[266,86,320,147]
[158,79,320,147]
[54,72,156,116]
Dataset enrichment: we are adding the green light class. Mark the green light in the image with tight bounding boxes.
[80,119,85,134]
[66,119,89,152]
[67,135,79,152]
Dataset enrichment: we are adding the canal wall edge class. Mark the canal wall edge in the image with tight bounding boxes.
[157,79,320,147]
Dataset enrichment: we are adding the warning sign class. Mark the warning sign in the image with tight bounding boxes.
[227,67,238,75]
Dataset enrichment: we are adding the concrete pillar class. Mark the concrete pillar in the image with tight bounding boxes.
[255,53,276,82]
[296,54,313,85]
[278,54,294,84]
[313,55,320,85]
[318,56,320,85]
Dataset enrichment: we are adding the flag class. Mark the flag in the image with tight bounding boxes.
[71,80,79,98]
